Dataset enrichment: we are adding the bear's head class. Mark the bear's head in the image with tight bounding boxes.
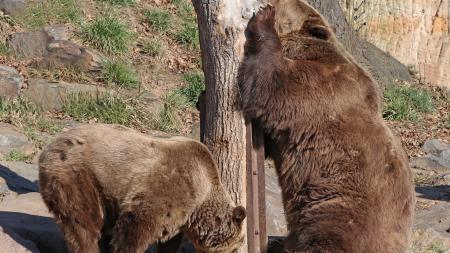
[268,0,350,64]
[186,205,246,253]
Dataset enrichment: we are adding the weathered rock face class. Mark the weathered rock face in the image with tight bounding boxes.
[0,65,24,100]
[339,0,450,88]
[23,79,110,111]
[0,0,27,16]
[0,123,35,160]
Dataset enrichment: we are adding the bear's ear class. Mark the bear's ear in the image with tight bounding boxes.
[307,24,332,40]
[232,206,247,224]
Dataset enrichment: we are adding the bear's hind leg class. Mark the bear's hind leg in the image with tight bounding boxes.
[57,218,102,253]
[39,167,104,253]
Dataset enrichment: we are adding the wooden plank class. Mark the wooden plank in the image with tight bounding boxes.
[246,121,267,253]
[253,123,267,253]
[246,122,258,253]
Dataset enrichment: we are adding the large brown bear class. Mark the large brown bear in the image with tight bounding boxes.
[38,124,246,253]
[238,3,414,253]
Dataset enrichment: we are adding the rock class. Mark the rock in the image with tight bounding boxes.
[437,150,450,168]
[0,193,68,253]
[339,0,450,88]
[411,140,450,172]
[0,65,24,100]
[413,202,450,250]
[423,140,450,155]
[265,161,288,236]
[23,79,111,111]
[42,40,103,71]
[410,157,449,172]
[0,0,27,16]
[0,226,40,253]
[43,25,69,41]
[0,161,38,194]
[0,123,35,158]
[7,31,51,59]
[8,25,70,60]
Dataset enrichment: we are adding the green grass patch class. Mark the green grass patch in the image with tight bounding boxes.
[6,150,32,162]
[97,0,135,6]
[63,93,135,125]
[141,39,165,57]
[19,0,82,28]
[153,105,181,133]
[150,90,191,133]
[177,1,195,20]
[170,0,199,48]
[383,85,435,121]
[175,19,199,48]
[81,15,134,53]
[179,71,204,106]
[144,9,172,35]
[0,97,62,147]
[0,42,10,55]
[29,66,91,84]
[102,61,139,89]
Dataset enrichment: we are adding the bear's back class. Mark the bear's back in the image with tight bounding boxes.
[40,124,219,202]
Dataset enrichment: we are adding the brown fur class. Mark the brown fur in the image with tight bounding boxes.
[238,4,414,253]
[38,124,246,253]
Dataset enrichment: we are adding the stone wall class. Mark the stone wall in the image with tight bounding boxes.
[340,0,450,88]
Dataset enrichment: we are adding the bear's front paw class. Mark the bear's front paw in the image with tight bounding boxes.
[246,5,276,39]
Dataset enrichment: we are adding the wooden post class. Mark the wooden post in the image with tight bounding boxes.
[246,121,267,253]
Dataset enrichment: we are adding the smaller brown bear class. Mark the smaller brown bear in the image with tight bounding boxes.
[39,124,246,253]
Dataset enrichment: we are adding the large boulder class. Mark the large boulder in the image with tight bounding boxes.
[0,0,27,16]
[0,123,35,160]
[7,25,70,60]
[42,40,103,71]
[411,139,450,173]
[23,79,110,111]
[7,31,51,60]
[0,65,24,100]
[8,25,103,71]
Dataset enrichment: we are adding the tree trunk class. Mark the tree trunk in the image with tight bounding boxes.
[306,0,412,87]
[192,1,267,252]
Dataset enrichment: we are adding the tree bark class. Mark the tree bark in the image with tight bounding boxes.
[192,1,266,252]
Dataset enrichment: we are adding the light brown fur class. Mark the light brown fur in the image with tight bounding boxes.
[238,3,414,253]
[39,124,246,253]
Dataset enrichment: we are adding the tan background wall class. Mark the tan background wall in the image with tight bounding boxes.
[340,0,450,87]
